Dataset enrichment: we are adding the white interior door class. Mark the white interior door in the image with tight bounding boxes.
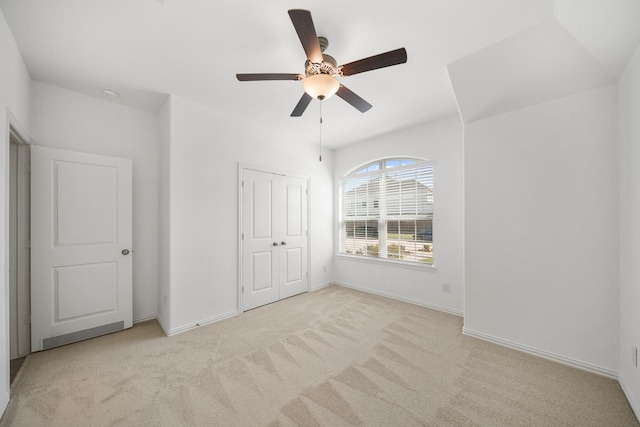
[242,169,280,310]
[279,177,308,299]
[31,146,133,351]
[241,168,308,311]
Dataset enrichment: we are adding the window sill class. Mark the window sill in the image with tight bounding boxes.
[336,253,437,272]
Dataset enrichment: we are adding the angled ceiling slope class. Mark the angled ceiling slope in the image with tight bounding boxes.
[448,1,640,124]
[555,0,640,79]
[447,19,616,123]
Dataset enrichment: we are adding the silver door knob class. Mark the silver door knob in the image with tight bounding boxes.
[272,242,279,246]
[281,241,287,245]
[122,249,130,255]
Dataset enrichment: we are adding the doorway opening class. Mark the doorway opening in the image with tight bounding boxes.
[9,125,31,381]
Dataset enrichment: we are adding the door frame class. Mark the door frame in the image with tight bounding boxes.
[237,163,310,313]
[2,109,32,410]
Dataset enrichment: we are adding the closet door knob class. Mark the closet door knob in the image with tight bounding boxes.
[272,242,279,246]
[281,241,287,245]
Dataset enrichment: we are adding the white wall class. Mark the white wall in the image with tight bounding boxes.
[0,5,31,414]
[618,45,640,417]
[463,85,620,376]
[0,7,31,416]
[160,95,334,334]
[332,115,464,315]
[0,114,9,415]
[156,96,172,331]
[30,82,160,323]
[0,10,30,131]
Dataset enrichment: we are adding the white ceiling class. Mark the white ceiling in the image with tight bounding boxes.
[0,0,638,149]
[448,19,617,123]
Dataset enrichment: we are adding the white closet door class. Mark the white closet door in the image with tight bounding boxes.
[31,146,133,351]
[279,176,308,299]
[241,169,308,311]
[242,169,280,310]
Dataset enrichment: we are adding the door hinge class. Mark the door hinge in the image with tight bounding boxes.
[241,233,244,240]
[306,272,308,278]
[242,286,244,293]
[241,180,244,188]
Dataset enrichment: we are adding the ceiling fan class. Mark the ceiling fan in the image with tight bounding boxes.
[236,9,407,117]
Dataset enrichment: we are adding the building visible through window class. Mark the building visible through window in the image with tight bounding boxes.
[339,158,434,265]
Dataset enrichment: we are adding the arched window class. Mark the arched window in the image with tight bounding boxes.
[339,158,434,265]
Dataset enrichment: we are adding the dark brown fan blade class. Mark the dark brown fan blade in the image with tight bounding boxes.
[340,48,407,77]
[291,93,313,117]
[236,73,302,81]
[288,9,323,63]
[336,85,372,113]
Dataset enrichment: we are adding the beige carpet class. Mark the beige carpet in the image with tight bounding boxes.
[1,285,637,426]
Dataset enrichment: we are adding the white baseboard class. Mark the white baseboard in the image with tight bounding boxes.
[619,376,640,422]
[166,310,239,336]
[155,315,169,336]
[310,281,332,292]
[133,313,157,324]
[462,327,618,379]
[1,392,8,420]
[334,281,464,317]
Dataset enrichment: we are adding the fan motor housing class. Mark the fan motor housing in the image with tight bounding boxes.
[305,54,337,77]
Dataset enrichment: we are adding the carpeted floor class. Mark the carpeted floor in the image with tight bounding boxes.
[1,285,637,426]
[9,358,25,384]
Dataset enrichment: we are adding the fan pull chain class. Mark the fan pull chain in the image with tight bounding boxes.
[318,100,323,162]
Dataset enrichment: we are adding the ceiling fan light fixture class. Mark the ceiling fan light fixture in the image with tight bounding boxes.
[303,74,339,100]
[236,10,406,116]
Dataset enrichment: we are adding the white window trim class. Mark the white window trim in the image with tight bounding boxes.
[337,252,438,271]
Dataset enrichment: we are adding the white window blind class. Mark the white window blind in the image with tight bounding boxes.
[384,163,434,218]
[339,159,434,265]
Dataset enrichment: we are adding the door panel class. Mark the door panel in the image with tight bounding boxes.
[285,248,302,282]
[55,262,117,320]
[285,183,302,236]
[280,177,307,299]
[251,251,274,292]
[242,170,279,310]
[242,169,308,309]
[56,161,117,245]
[252,179,273,239]
[31,146,132,351]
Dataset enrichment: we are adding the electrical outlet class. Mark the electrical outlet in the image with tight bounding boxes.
[323,265,327,273]
[442,283,451,293]
[633,347,638,367]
